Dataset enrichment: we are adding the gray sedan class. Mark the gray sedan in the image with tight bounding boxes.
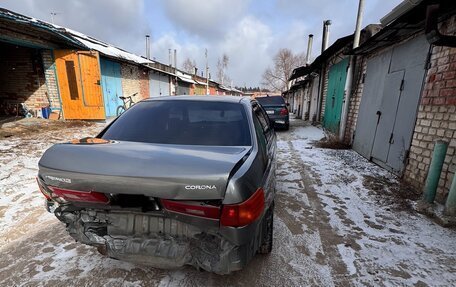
[37,96,277,274]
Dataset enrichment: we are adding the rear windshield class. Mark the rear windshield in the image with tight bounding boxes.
[101,100,251,146]
[256,96,285,106]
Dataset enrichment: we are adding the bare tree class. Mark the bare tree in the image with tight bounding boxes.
[216,54,230,85]
[262,49,306,92]
[182,58,197,74]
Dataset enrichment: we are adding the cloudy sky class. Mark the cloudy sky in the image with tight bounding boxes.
[1,0,402,87]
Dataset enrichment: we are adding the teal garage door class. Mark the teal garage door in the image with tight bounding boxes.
[323,58,349,133]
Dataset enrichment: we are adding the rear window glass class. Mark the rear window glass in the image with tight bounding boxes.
[101,100,251,146]
[256,96,285,106]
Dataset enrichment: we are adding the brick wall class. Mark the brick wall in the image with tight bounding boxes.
[139,67,149,99]
[120,63,148,102]
[403,15,456,202]
[319,63,329,121]
[344,56,367,144]
[41,49,61,110]
[0,43,49,115]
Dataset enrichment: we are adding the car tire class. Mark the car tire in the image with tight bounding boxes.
[258,203,274,254]
[284,123,289,131]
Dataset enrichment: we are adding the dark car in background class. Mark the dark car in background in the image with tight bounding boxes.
[37,96,277,274]
[256,96,289,130]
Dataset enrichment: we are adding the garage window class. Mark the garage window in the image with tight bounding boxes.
[65,60,79,100]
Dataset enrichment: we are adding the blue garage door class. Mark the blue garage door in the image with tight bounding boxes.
[100,58,123,117]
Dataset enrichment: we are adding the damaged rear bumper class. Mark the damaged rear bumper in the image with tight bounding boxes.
[52,203,256,274]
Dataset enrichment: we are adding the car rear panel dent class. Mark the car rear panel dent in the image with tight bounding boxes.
[54,206,254,274]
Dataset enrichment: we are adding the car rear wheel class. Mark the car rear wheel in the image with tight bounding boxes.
[258,203,274,254]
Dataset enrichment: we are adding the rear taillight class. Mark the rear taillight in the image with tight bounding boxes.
[280,108,289,116]
[36,177,52,200]
[48,186,110,204]
[161,199,220,219]
[220,188,265,227]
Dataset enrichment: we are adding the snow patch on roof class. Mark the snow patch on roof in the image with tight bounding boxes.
[61,28,153,65]
[0,8,152,65]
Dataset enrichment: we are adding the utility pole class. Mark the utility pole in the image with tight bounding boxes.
[205,48,209,95]
[339,0,365,141]
[174,49,178,95]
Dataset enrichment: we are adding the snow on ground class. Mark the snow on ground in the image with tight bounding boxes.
[285,120,456,286]
[0,120,104,246]
[0,118,455,286]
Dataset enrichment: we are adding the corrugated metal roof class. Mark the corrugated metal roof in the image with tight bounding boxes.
[195,79,208,85]
[352,0,455,55]
[289,35,353,81]
[0,8,153,65]
[0,8,84,48]
[177,76,196,84]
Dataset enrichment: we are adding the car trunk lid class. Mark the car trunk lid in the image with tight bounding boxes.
[38,140,251,200]
[263,105,285,116]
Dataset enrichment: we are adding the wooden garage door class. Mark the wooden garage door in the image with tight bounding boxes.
[54,50,105,119]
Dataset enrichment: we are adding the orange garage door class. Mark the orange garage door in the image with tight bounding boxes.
[54,50,105,119]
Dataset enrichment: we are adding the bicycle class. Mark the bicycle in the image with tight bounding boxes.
[116,92,138,116]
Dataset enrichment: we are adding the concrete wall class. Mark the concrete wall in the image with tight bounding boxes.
[404,15,456,202]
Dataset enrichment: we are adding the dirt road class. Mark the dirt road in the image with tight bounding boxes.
[1,118,455,286]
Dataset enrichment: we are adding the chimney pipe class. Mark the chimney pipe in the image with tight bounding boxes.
[145,35,150,60]
[321,20,332,53]
[306,34,314,65]
[169,49,172,66]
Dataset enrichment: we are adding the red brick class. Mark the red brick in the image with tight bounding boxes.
[427,88,440,97]
[443,71,456,80]
[447,79,456,88]
[450,62,456,71]
[440,88,455,97]
[424,82,434,91]
[446,97,456,105]
[421,97,431,105]
[434,81,446,90]
[433,97,446,105]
